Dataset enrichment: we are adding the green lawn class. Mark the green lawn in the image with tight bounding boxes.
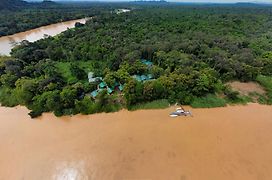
[190,94,227,108]
[129,99,170,111]
[55,61,93,83]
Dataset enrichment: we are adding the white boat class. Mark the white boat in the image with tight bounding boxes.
[169,108,192,117]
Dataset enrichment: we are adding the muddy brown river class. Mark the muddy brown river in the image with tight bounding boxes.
[0,103,272,180]
[0,18,87,56]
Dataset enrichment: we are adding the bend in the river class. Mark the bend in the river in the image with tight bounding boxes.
[0,18,87,56]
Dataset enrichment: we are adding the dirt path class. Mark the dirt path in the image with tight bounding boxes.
[0,104,272,180]
[227,81,265,96]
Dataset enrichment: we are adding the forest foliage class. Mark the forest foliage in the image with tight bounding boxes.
[1,4,272,117]
[0,1,122,36]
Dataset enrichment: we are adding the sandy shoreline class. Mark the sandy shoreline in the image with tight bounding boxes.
[0,104,272,180]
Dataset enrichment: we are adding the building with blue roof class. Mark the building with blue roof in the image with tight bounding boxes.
[90,90,99,98]
[88,72,102,83]
[90,80,125,98]
[107,87,113,94]
[141,75,148,81]
[147,74,153,80]
[118,84,124,91]
[99,82,107,89]
[133,73,155,82]
[114,81,119,87]
[133,75,142,82]
[141,59,153,67]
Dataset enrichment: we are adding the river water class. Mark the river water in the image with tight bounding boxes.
[0,103,272,180]
[0,18,87,56]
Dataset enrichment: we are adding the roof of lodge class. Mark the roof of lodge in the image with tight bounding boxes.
[91,90,98,97]
[141,59,153,66]
[118,84,124,91]
[99,82,107,88]
[107,87,113,94]
[133,73,154,82]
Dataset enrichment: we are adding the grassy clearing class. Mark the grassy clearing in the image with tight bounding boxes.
[77,61,93,72]
[190,94,227,108]
[256,75,272,104]
[129,99,170,111]
[55,61,93,83]
[55,62,74,82]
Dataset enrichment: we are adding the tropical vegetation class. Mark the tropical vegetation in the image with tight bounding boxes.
[1,3,272,117]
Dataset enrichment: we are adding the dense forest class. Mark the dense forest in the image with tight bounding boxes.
[0,0,29,10]
[1,4,272,117]
[0,0,120,36]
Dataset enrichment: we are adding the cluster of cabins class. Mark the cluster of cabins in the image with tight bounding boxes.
[89,59,154,98]
[90,81,124,98]
[132,74,153,82]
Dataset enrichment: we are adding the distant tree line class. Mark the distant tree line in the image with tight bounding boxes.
[0,1,125,36]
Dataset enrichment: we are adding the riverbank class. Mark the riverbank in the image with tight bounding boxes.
[0,103,272,180]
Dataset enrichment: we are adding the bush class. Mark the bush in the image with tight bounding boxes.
[226,95,252,104]
[191,94,226,108]
[256,75,272,104]
[224,87,239,100]
[75,96,97,115]
[176,91,194,105]
[0,86,19,107]
[129,99,170,111]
